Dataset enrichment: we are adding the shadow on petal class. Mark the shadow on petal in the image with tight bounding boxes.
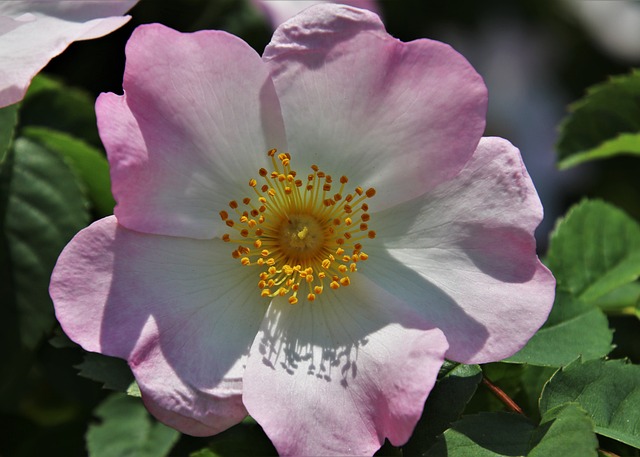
[457,223,539,284]
[362,247,490,362]
[98,226,264,434]
[252,265,454,385]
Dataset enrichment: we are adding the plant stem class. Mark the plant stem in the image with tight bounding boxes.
[481,376,524,415]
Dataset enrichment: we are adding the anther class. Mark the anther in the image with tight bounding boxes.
[221,150,375,305]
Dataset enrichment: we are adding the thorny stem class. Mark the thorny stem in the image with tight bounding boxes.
[481,375,524,415]
[482,375,621,457]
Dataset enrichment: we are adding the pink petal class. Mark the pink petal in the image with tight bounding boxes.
[0,1,137,108]
[50,216,267,434]
[366,137,555,364]
[243,275,448,456]
[263,3,487,210]
[253,0,381,28]
[97,24,287,239]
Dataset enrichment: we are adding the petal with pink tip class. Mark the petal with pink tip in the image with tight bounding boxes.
[97,24,287,239]
[243,275,448,456]
[366,137,555,363]
[50,216,267,434]
[263,3,487,210]
[0,1,137,108]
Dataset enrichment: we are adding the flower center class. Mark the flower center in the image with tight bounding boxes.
[220,149,376,305]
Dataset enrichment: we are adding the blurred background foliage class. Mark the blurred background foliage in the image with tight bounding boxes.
[1,0,640,456]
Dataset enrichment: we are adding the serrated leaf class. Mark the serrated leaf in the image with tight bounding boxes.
[426,412,532,456]
[425,405,597,457]
[548,200,640,306]
[21,74,101,147]
[540,358,640,448]
[557,69,640,169]
[3,138,89,347]
[76,352,135,393]
[404,363,482,455]
[0,104,18,163]
[528,403,598,457]
[86,394,180,457]
[508,200,640,365]
[24,127,115,216]
[520,365,558,417]
[508,308,613,366]
[0,138,89,399]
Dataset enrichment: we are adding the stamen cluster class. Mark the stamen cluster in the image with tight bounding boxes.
[220,149,376,305]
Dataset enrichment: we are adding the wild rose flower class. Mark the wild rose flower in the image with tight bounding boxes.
[253,0,380,27]
[0,0,138,108]
[50,5,555,456]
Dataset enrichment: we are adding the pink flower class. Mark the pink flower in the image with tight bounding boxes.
[50,5,555,456]
[0,0,138,108]
[253,0,380,27]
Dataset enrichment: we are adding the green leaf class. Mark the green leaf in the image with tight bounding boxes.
[0,138,89,399]
[528,403,598,457]
[557,69,640,169]
[190,420,277,457]
[540,358,640,449]
[21,74,101,147]
[425,405,597,457]
[76,352,135,393]
[191,450,218,457]
[520,365,558,418]
[127,381,142,398]
[0,104,18,163]
[403,362,482,455]
[548,200,640,306]
[508,308,613,366]
[425,412,533,457]
[48,325,78,349]
[592,282,640,314]
[2,138,89,347]
[508,200,640,365]
[23,126,115,216]
[86,393,180,457]
[559,133,640,169]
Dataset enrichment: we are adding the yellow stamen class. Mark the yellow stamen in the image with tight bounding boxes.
[220,150,375,304]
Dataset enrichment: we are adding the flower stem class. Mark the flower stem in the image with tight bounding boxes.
[481,375,524,415]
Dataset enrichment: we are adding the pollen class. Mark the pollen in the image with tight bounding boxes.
[220,150,376,305]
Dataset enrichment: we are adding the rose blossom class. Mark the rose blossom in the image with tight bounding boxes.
[0,0,138,108]
[50,5,555,456]
[253,0,380,27]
